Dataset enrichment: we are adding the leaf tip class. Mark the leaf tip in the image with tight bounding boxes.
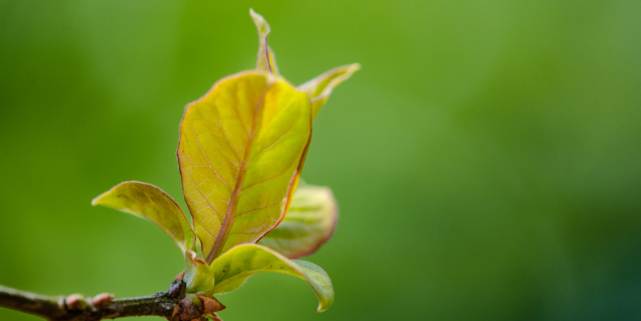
[91,181,130,206]
[91,191,108,206]
[249,8,270,35]
[348,63,362,73]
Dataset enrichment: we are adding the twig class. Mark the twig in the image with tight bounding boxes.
[0,278,222,321]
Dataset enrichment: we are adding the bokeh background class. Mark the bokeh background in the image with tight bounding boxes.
[1,1,641,320]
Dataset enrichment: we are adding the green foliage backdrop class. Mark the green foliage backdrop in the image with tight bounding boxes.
[1,0,640,320]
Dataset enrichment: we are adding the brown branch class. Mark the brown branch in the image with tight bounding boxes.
[0,278,224,321]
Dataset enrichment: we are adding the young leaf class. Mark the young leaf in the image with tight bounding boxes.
[259,185,338,259]
[250,9,278,74]
[211,244,334,312]
[177,72,312,263]
[184,250,215,294]
[92,181,195,253]
[299,63,361,119]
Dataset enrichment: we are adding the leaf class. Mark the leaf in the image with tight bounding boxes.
[298,63,361,119]
[177,72,312,262]
[250,9,278,74]
[259,185,338,259]
[184,250,215,294]
[211,244,334,312]
[92,181,195,253]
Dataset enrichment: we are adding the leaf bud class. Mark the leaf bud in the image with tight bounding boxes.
[65,294,88,310]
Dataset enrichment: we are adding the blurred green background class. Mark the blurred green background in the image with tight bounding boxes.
[1,0,640,320]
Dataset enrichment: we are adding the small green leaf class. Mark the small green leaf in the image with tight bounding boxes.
[92,181,195,253]
[250,8,278,74]
[259,185,338,258]
[211,244,334,312]
[184,250,215,294]
[178,72,312,262]
[299,63,361,119]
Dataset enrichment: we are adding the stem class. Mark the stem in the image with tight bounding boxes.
[0,285,64,319]
[0,282,201,321]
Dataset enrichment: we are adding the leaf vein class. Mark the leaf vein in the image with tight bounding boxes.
[236,201,282,218]
[192,125,232,192]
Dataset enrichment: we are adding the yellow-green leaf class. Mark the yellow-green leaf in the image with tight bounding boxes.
[298,63,361,119]
[250,9,278,74]
[211,244,334,312]
[184,250,215,294]
[259,184,338,259]
[177,71,312,263]
[92,181,195,253]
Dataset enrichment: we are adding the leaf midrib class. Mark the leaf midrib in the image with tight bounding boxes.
[205,83,269,264]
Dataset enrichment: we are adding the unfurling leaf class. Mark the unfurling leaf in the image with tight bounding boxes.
[299,63,361,119]
[250,8,278,74]
[178,72,312,263]
[92,181,195,253]
[211,244,334,312]
[259,185,338,258]
[184,250,215,294]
